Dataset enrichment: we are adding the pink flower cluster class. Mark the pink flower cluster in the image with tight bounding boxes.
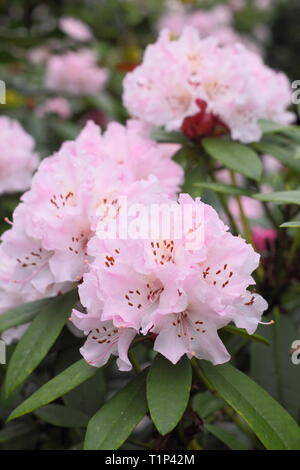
[0,119,183,314]
[123,27,294,143]
[72,194,267,370]
[0,117,39,195]
[45,50,108,95]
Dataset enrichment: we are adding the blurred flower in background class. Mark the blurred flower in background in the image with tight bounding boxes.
[0,117,39,194]
[59,17,93,42]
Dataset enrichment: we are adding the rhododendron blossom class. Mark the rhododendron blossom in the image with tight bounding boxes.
[0,120,182,299]
[45,50,108,95]
[123,27,294,143]
[0,117,39,194]
[72,194,267,369]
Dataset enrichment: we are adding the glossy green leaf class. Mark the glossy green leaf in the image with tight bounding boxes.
[223,325,270,346]
[253,191,300,205]
[63,368,106,416]
[192,391,225,420]
[252,140,300,172]
[259,120,290,134]
[147,354,192,435]
[84,370,148,450]
[150,128,187,144]
[280,221,300,228]
[34,404,89,428]
[4,290,77,400]
[205,424,248,450]
[251,315,300,419]
[8,359,98,421]
[0,297,53,333]
[202,138,262,181]
[193,182,254,197]
[199,361,300,450]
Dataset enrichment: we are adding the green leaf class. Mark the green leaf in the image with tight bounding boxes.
[84,370,148,450]
[251,315,300,420]
[0,423,34,444]
[147,354,192,435]
[173,146,208,197]
[280,221,300,228]
[205,424,248,450]
[223,325,270,346]
[192,391,225,420]
[259,119,290,134]
[252,140,300,172]
[63,368,106,416]
[253,191,300,205]
[202,138,262,181]
[34,404,89,428]
[0,297,53,333]
[8,359,98,421]
[193,182,254,197]
[150,128,187,144]
[4,290,77,400]
[199,361,300,450]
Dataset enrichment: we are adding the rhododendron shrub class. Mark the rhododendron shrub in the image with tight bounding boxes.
[1,1,300,453]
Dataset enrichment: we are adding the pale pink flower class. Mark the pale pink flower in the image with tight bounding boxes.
[72,308,136,370]
[59,17,92,41]
[45,50,108,95]
[0,117,39,194]
[36,97,71,119]
[123,27,294,143]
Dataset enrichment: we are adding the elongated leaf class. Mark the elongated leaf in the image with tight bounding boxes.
[63,368,106,416]
[0,423,34,444]
[280,221,300,228]
[252,140,300,172]
[254,191,300,205]
[202,138,262,181]
[150,128,187,144]
[194,182,254,197]
[199,361,300,450]
[147,354,192,435]
[8,359,98,421]
[251,315,300,420]
[259,120,290,134]
[0,297,53,333]
[192,391,225,420]
[34,404,89,428]
[84,370,148,450]
[223,325,270,346]
[205,424,248,450]
[4,290,77,400]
